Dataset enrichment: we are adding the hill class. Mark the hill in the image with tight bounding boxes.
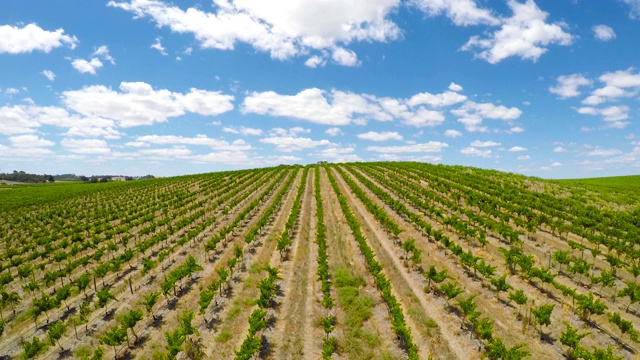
[0,162,639,359]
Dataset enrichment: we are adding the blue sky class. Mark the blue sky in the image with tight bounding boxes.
[1,0,639,178]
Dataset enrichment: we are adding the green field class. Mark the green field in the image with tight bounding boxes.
[552,175,640,206]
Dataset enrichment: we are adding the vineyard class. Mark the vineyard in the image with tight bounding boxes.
[1,162,640,359]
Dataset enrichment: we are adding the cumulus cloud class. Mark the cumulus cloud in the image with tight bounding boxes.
[357,131,403,141]
[508,146,527,152]
[41,70,55,81]
[623,0,640,19]
[260,136,331,152]
[549,74,592,98]
[411,0,499,26]
[151,37,168,55]
[8,134,54,148]
[305,55,326,68]
[332,47,359,66]
[0,23,78,54]
[408,91,467,108]
[451,101,522,132]
[222,126,263,136]
[108,0,400,66]
[61,82,234,127]
[586,148,623,156]
[444,129,463,138]
[470,140,500,147]
[316,146,362,162]
[593,25,616,41]
[366,141,448,153]
[135,134,251,151]
[461,0,573,64]
[576,105,629,122]
[461,147,492,158]
[553,146,567,153]
[508,126,524,133]
[242,85,504,129]
[93,45,115,64]
[325,127,343,136]
[61,138,111,154]
[71,58,103,75]
[71,45,116,74]
[448,82,463,92]
[518,155,531,160]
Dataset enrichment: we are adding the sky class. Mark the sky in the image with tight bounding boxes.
[1,0,639,179]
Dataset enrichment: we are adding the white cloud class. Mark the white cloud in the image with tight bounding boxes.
[61,138,111,154]
[448,82,463,92]
[260,136,331,152]
[93,45,116,64]
[151,37,168,55]
[108,0,401,66]
[8,134,54,148]
[598,68,640,89]
[553,146,567,153]
[461,0,573,64]
[407,91,467,108]
[5,88,20,95]
[444,129,462,138]
[243,85,517,130]
[508,126,524,133]
[66,125,123,139]
[517,155,531,160]
[268,127,310,137]
[451,101,521,132]
[0,144,54,158]
[139,147,192,157]
[411,0,499,26]
[222,126,263,136]
[402,108,445,127]
[0,23,78,54]
[576,105,629,122]
[357,131,403,141]
[243,88,382,125]
[593,25,616,41]
[549,74,592,98]
[586,148,623,156]
[305,55,326,68]
[71,58,103,75]
[470,140,500,147]
[366,141,448,153]
[461,147,492,158]
[41,70,55,81]
[508,146,527,152]
[135,134,251,151]
[325,127,343,136]
[316,146,362,162]
[332,47,359,66]
[623,0,640,19]
[551,162,562,167]
[61,82,234,127]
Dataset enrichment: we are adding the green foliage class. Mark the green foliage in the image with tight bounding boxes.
[485,338,529,360]
[140,291,160,319]
[559,322,589,358]
[22,336,46,359]
[424,265,448,292]
[47,320,67,348]
[531,304,554,338]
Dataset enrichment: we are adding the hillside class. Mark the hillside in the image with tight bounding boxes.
[0,162,639,359]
